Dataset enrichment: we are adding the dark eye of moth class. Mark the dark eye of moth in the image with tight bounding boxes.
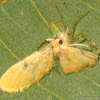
[59,40,63,44]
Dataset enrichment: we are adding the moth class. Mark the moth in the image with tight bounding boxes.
[0,22,98,93]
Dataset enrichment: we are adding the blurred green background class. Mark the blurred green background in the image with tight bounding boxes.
[0,0,100,100]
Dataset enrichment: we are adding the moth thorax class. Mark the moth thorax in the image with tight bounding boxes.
[53,47,62,55]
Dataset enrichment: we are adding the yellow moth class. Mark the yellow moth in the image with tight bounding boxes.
[0,22,98,93]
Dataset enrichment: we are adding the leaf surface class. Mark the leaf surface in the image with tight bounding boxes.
[0,0,100,100]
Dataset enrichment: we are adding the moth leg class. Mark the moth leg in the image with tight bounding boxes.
[73,33,100,55]
[73,33,98,48]
[68,43,88,48]
[36,39,46,50]
[68,33,91,51]
[72,33,88,43]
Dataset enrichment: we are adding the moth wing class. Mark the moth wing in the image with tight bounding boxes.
[0,47,56,93]
[0,63,34,93]
[59,47,98,74]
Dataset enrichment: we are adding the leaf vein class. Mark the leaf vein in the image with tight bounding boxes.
[37,83,65,100]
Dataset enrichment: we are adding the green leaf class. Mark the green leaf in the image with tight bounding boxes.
[0,0,100,100]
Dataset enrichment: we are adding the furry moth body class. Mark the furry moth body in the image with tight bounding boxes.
[0,32,98,93]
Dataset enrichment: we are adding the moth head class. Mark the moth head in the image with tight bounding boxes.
[48,33,69,55]
[51,33,69,48]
